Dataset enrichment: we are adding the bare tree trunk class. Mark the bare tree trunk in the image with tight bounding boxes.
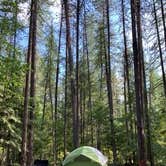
[137,1,154,165]
[40,72,48,159]
[121,0,130,149]
[64,0,77,149]
[82,87,86,144]
[97,22,104,151]
[123,62,129,143]
[26,0,38,165]
[81,13,86,145]
[48,26,55,164]
[105,0,117,164]
[75,0,80,148]
[144,73,154,166]
[83,4,93,146]
[79,81,83,145]
[153,0,166,97]
[130,0,147,165]
[13,0,18,58]
[99,28,103,99]
[160,0,166,48]
[64,36,68,159]
[41,72,49,128]
[50,81,55,164]
[20,0,35,164]
[54,5,63,164]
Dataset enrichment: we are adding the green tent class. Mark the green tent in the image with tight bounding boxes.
[63,146,108,166]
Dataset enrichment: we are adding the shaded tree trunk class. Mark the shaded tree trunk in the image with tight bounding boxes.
[64,36,68,159]
[48,24,55,165]
[26,0,38,165]
[160,0,166,48]
[40,71,49,159]
[97,23,104,151]
[75,0,80,148]
[144,71,154,166]
[80,12,86,144]
[41,72,49,128]
[83,3,93,145]
[137,1,154,165]
[64,0,78,149]
[13,0,18,58]
[130,0,147,165]
[153,0,166,97]
[105,0,117,164]
[121,0,129,148]
[20,0,37,165]
[54,5,63,163]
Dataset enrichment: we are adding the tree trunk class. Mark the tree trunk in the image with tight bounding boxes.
[121,0,129,149]
[82,87,86,144]
[153,0,166,97]
[136,1,154,165]
[41,72,49,128]
[97,22,104,151]
[40,72,48,159]
[130,0,147,165]
[20,0,36,165]
[105,0,117,164]
[160,0,166,48]
[13,0,18,58]
[54,5,63,163]
[26,0,38,165]
[81,11,86,145]
[83,5,93,145]
[64,0,78,149]
[64,28,68,158]
[75,0,80,148]
[48,25,55,164]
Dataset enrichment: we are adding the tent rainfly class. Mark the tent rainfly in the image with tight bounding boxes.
[63,146,108,166]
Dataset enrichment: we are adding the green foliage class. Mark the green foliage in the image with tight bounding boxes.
[0,56,25,164]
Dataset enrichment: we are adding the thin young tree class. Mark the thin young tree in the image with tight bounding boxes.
[46,23,56,165]
[40,70,48,158]
[152,0,166,97]
[80,6,88,144]
[13,0,18,58]
[83,1,93,145]
[64,33,68,158]
[54,3,63,164]
[121,0,129,147]
[97,23,104,150]
[105,0,117,164]
[160,0,166,48]
[75,0,80,148]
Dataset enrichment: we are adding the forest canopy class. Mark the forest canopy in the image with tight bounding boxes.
[0,0,165,166]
